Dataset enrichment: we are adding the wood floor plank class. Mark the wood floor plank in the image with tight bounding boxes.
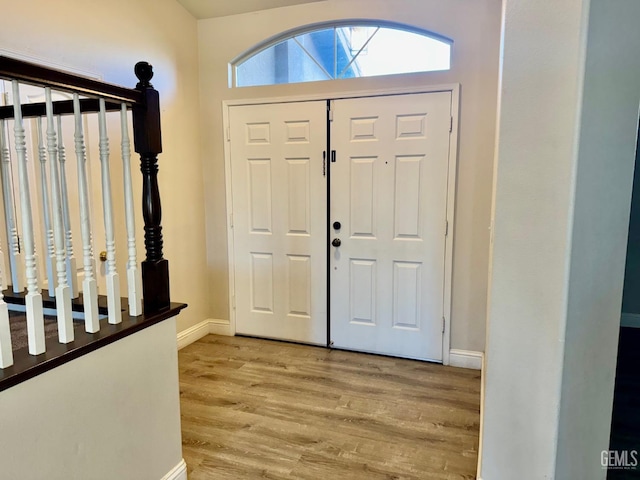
[179,335,481,479]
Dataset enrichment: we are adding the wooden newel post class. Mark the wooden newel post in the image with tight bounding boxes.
[132,62,170,312]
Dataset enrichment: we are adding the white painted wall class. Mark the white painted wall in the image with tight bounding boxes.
[0,318,183,479]
[481,0,640,478]
[0,0,208,333]
[482,0,589,470]
[198,0,502,352]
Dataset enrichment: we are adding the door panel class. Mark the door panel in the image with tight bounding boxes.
[329,92,452,361]
[229,101,327,345]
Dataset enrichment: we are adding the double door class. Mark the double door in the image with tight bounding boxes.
[229,92,452,361]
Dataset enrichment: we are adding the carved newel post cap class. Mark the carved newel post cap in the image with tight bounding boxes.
[135,62,154,88]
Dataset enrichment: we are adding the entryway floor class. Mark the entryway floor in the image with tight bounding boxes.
[178,335,480,479]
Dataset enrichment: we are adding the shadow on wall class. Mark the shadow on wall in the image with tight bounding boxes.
[621,124,640,328]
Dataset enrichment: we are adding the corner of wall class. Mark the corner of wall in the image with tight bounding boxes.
[177,318,232,349]
[449,349,483,370]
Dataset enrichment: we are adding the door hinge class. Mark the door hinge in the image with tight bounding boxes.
[229,213,234,228]
[442,317,446,333]
[328,100,334,121]
[322,151,326,177]
[449,116,453,133]
[331,150,336,163]
[226,127,230,141]
[445,220,449,236]
[232,294,236,310]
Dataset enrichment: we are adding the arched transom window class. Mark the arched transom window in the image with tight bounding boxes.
[232,22,452,87]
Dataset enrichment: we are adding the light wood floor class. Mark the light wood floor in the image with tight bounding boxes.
[179,335,481,480]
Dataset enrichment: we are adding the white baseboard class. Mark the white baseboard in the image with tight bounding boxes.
[161,459,187,480]
[449,349,483,370]
[177,325,484,369]
[177,318,232,350]
[177,320,211,349]
[209,318,232,336]
[621,312,640,328]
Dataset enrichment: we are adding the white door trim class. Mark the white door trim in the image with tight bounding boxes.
[222,102,237,337]
[222,83,460,365]
[223,83,459,108]
[443,86,460,366]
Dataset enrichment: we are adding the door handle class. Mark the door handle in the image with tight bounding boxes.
[331,238,341,247]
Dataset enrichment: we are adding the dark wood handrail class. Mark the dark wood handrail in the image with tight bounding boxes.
[0,98,123,120]
[0,56,143,105]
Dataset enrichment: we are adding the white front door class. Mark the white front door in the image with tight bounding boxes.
[229,101,327,345]
[329,92,452,361]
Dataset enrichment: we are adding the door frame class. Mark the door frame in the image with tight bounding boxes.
[222,83,459,365]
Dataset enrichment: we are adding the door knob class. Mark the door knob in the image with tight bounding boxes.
[332,238,341,247]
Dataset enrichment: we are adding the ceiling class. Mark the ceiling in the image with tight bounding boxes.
[176,0,327,19]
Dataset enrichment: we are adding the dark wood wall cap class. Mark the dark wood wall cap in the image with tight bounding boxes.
[0,301,187,392]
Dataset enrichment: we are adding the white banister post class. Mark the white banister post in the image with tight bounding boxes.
[0,236,13,368]
[73,94,99,333]
[56,116,79,299]
[0,119,24,293]
[98,99,122,324]
[45,88,73,344]
[120,104,142,316]
[11,81,45,355]
[36,118,56,297]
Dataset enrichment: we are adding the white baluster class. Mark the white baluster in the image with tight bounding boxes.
[45,88,73,343]
[98,99,121,324]
[120,105,142,316]
[56,116,79,298]
[0,243,6,292]
[73,95,99,333]
[12,81,45,354]
[0,119,24,293]
[0,236,12,368]
[0,123,9,292]
[36,118,56,297]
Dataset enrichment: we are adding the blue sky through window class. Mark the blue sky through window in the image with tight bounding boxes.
[234,24,451,87]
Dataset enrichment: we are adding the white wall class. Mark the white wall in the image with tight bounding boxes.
[481,0,640,477]
[482,0,588,471]
[0,318,183,479]
[198,0,502,352]
[0,0,208,333]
